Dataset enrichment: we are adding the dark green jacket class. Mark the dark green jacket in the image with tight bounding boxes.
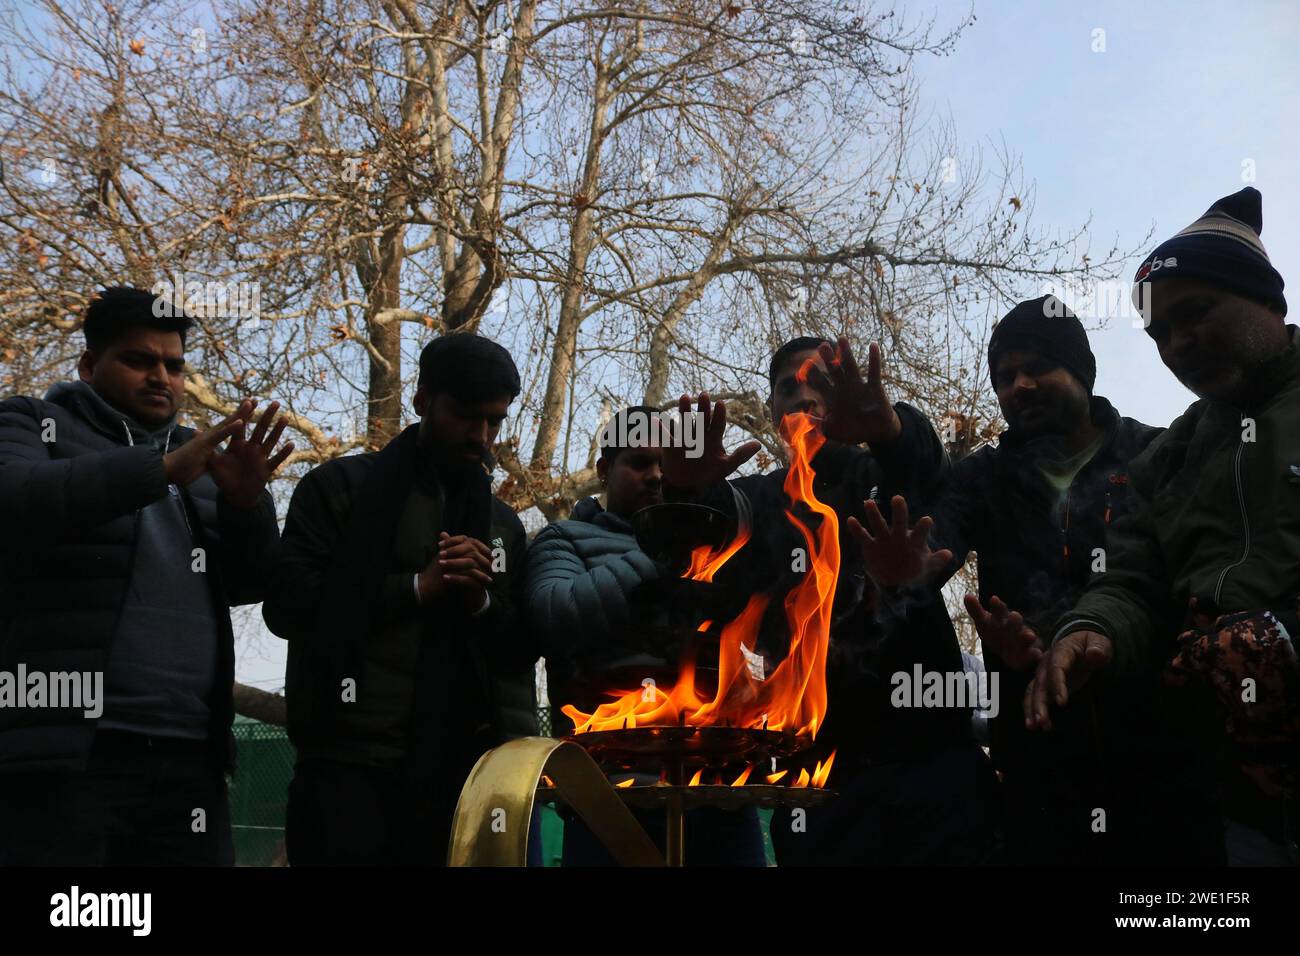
[1057,324,1300,672]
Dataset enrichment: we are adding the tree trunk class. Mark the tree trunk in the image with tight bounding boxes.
[365,201,408,446]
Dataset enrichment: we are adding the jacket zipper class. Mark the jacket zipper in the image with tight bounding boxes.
[1060,484,1072,580]
[1061,464,1107,789]
[1213,440,1250,605]
[100,424,147,706]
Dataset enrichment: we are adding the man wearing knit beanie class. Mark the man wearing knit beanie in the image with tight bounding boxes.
[986,295,1098,438]
[1039,187,1300,866]
[1132,185,1288,403]
[925,296,1220,863]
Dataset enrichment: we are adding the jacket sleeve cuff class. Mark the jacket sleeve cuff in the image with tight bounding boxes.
[217,489,273,530]
[1052,617,1110,644]
[119,445,171,510]
[865,403,933,479]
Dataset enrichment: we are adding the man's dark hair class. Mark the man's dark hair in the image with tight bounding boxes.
[417,333,521,403]
[768,335,832,391]
[599,405,661,464]
[82,286,194,353]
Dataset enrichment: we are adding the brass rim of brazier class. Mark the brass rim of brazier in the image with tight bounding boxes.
[538,783,836,811]
[448,737,666,867]
[564,725,808,769]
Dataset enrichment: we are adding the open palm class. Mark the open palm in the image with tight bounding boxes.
[847,495,951,588]
[804,338,901,445]
[660,392,760,490]
[209,402,294,508]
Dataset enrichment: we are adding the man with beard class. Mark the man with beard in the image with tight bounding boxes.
[1032,187,1299,865]
[663,337,996,865]
[910,295,1222,864]
[264,333,531,866]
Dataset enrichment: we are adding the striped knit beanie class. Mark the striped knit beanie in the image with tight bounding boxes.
[1132,186,1286,317]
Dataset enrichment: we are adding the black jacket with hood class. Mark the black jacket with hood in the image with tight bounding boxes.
[0,381,279,774]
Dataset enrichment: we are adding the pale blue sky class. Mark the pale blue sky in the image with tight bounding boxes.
[912,0,1300,426]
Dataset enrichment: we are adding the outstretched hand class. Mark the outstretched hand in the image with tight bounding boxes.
[847,494,952,588]
[660,392,761,490]
[964,594,1043,672]
[802,338,902,446]
[1024,629,1112,731]
[207,401,294,508]
[163,401,251,488]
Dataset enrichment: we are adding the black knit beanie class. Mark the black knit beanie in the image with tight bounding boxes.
[1131,186,1287,317]
[988,294,1097,393]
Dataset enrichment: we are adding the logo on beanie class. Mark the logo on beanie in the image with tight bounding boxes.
[1134,256,1179,283]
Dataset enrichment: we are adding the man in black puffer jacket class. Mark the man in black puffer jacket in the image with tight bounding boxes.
[527,408,676,684]
[0,286,288,866]
[526,406,766,865]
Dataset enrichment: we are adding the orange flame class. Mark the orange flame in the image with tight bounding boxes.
[614,778,635,789]
[810,750,836,789]
[562,413,839,746]
[682,522,752,582]
[730,765,754,787]
[766,769,788,784]
[688,769,703,787]
[790,768,812,789]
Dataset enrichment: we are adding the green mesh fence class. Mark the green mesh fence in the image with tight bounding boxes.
[224,716,566,866]
[223,715,774,866]
[227,717,295,866]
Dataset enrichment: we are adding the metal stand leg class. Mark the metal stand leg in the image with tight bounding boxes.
[665,758,685,867]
